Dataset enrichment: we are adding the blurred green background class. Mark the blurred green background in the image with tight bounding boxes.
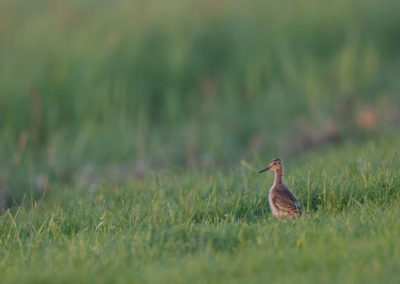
[1,0,400,203]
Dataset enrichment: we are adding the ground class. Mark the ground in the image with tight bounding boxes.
[1,135,399,283]
[1,1,400,283]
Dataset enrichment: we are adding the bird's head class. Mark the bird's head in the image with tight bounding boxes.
[259,158,282,173]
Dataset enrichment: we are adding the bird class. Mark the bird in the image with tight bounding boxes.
[259,158,302,219]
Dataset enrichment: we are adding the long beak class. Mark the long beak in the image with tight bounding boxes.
[259,166,270,173]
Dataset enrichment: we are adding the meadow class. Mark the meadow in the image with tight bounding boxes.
[1,0,400,282]
[1,135,400,283]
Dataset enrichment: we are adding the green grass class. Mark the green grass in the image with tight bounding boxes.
[1,0,400,282]
[1,0,400,200]
[1,135,400,283]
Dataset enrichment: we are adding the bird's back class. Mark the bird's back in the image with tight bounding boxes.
[269,183,302,218]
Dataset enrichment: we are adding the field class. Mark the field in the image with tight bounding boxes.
[1,0,400,283]
[1,136,400,283]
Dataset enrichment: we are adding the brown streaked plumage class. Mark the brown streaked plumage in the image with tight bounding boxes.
[259,158,302,219]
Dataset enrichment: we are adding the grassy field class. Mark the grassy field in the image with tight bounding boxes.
[1,0,400,282]
[1,0,400,201]
[1,135,400,283]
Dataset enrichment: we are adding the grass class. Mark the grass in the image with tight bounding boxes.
[1,0,400,282]
[1,0,400,200]
[1,135,400,283]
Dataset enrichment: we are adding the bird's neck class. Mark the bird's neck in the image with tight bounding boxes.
[273,168,284,185]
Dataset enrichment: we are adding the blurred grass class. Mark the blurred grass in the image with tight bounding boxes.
[1,0,400,200]
[2,1,400,282]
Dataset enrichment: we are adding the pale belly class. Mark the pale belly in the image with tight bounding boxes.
[268,189,279,217]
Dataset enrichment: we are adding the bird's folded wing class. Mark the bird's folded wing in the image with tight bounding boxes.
[272,193,301,213]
